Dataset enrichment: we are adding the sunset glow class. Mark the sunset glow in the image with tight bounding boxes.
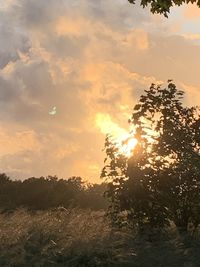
[118,137,138,157]
[95,113,137,157]
[0,1,199,264]
[0,0,200,182]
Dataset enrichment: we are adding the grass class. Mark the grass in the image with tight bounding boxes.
[0,208,200,267]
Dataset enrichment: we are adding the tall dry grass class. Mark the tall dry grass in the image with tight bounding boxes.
[0,208,199,266]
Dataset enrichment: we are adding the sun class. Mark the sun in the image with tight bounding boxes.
[95,113,138,158]
[117,136,138,157]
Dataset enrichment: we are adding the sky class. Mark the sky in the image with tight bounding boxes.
[0,0,200,183]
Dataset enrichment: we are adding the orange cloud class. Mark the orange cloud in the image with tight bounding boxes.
[55,144,80,160]
[179,82,200,107]
[95,112,128,138]
[125,29,149,50]
[181,33,200,41]
[0,128,41,156]
[55,17,91,37]
[184,4,200,20]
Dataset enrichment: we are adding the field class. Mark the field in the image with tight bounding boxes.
[0,208,200,267]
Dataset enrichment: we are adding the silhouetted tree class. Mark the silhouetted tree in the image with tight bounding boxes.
[102,81,200,233]
[79,183,109,210]
[128,0,200,17]
[0,174,108,211]
[0,173,21,210]
[18,176,85,210]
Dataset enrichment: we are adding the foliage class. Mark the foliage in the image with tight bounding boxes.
[128,0,200,17]
[0,174,108,211]
[102,81,200,233]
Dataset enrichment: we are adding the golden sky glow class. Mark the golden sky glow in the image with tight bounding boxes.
[118,137,138,158]
[95,113,129,140]
[95,112,137,157]
[0,1,200,182]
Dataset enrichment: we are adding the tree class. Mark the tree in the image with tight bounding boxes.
[128,0,200,17]
[79,183,109,210]
[0,174,108,211]
[19,176,85,210]
[102,81,200,233]
[0,173,21,210]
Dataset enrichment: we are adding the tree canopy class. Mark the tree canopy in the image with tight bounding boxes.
[102,81,200,233]
[128,0,199,17]
[0,174,108,212]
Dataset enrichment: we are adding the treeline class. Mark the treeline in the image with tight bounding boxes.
[0,173,108,211]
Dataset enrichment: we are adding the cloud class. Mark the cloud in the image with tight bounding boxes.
[0,0,199,181]
[0,128,41,156]
[0,14,30,68]
[180,82,200,107]
[184,3,200,21]
[125,29,149,50]
[181,33,200,42]
[95,112,129,138]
